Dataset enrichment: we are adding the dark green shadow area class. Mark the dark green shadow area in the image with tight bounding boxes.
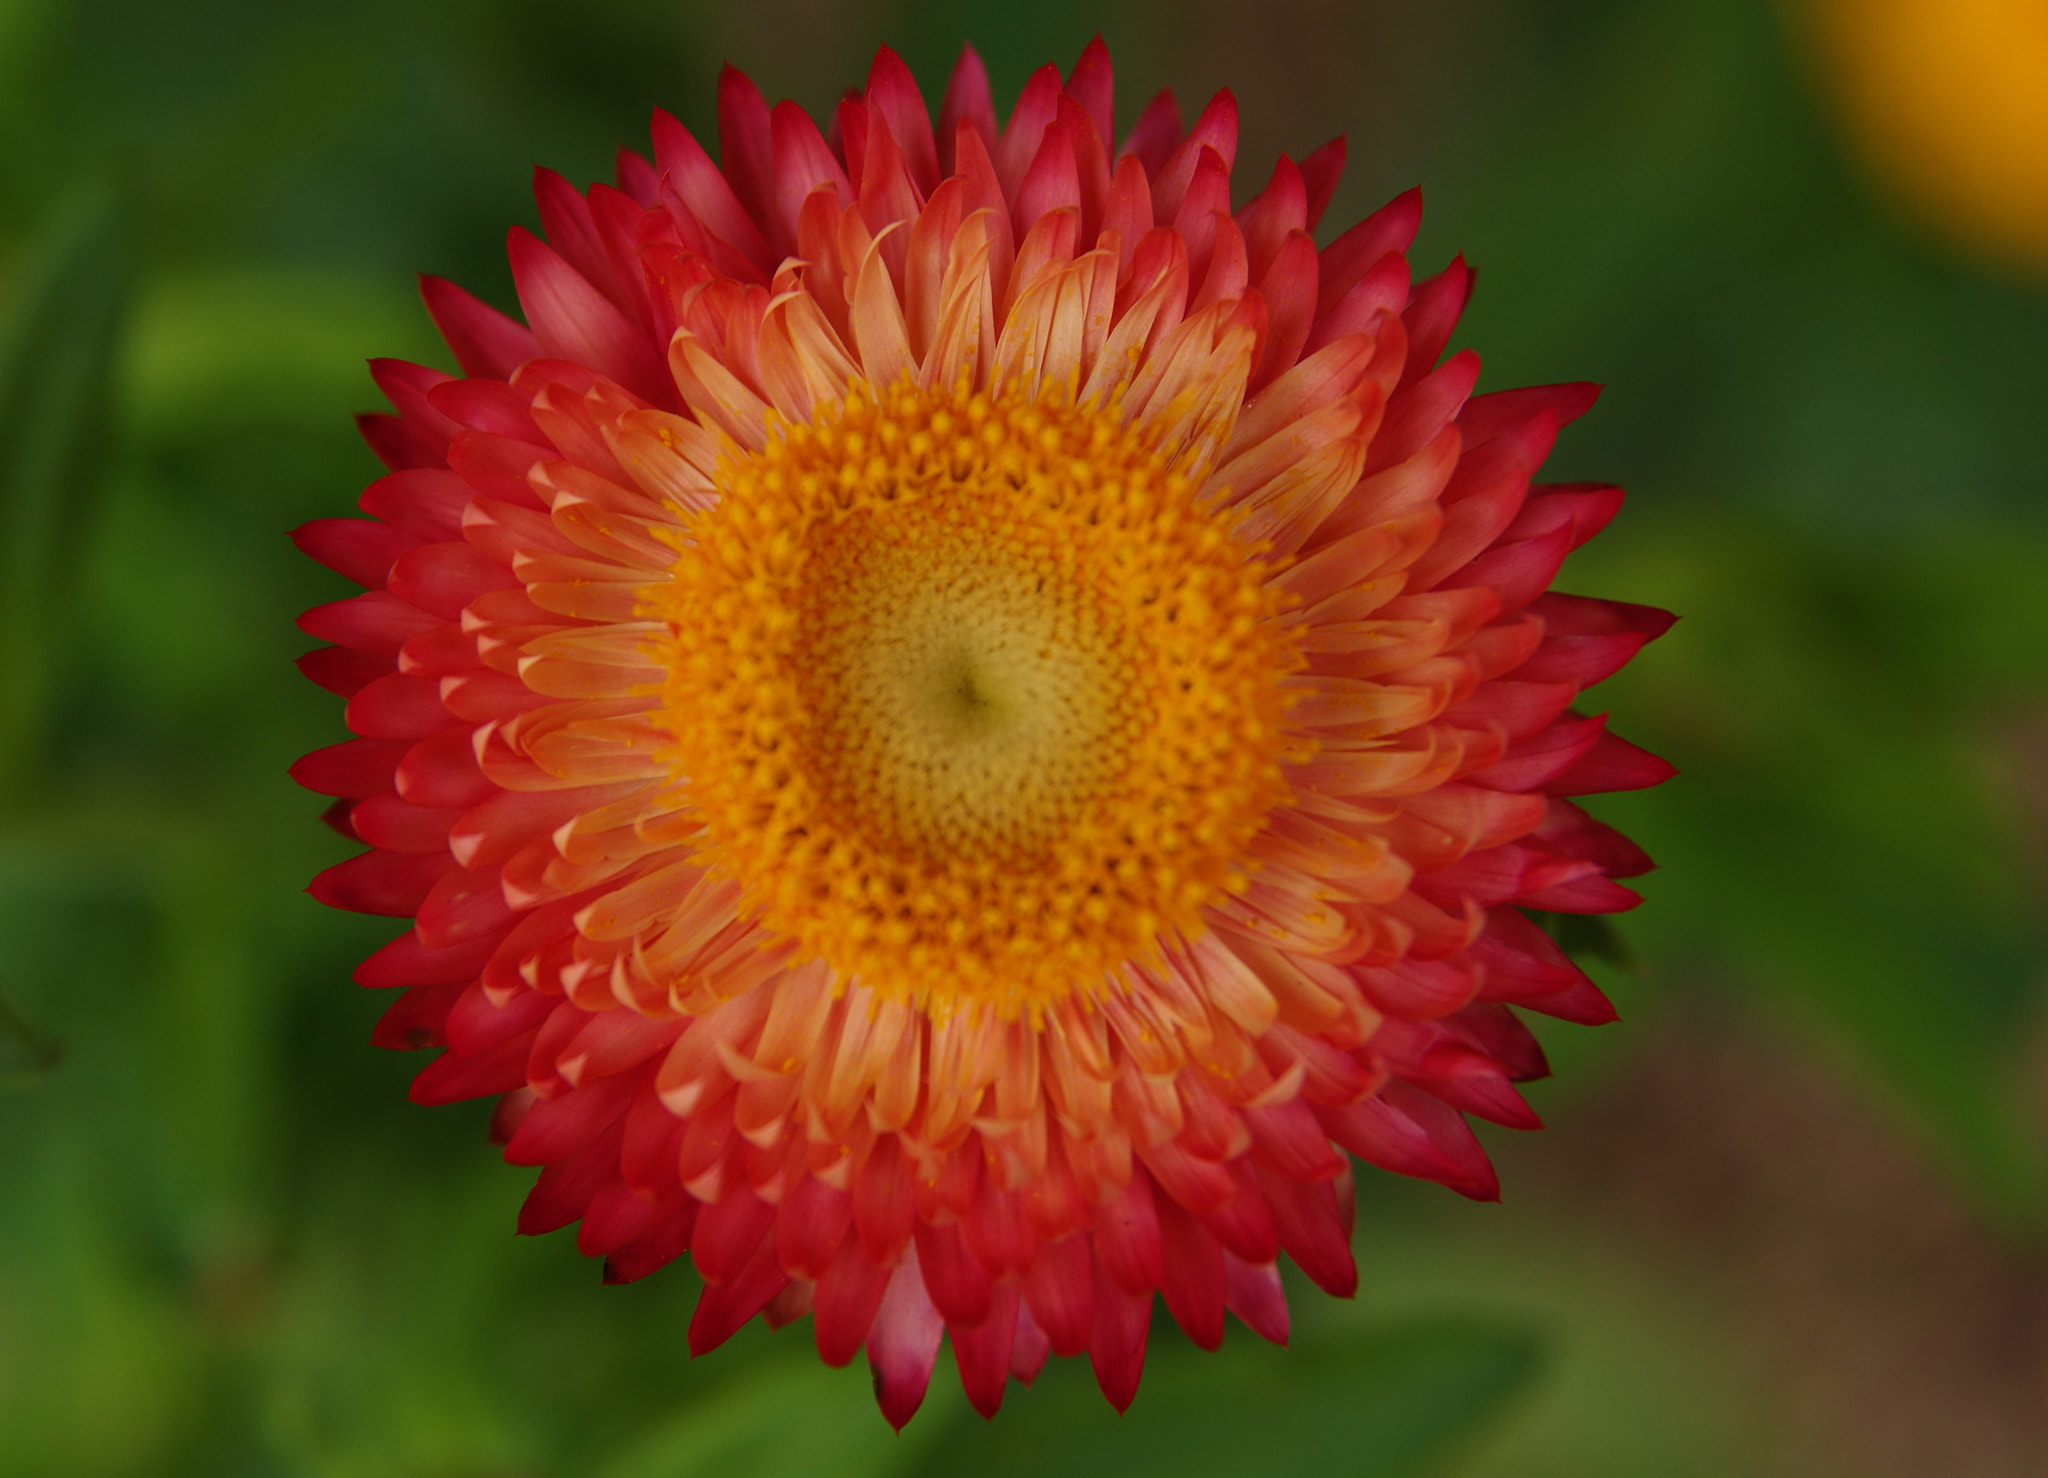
[910,1317,1544,1478]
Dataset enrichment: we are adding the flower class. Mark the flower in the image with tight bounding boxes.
[1801,0,2048,273]
[291,40,1674,1426]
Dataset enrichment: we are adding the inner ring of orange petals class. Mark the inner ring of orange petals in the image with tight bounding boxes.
[647,376,1302,1013]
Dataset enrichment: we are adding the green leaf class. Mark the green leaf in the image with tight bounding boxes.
[0,179,134,792]
[0,979,61,1087]
[913,1317,1544,1478]
[596,1356,956,1478]
[1563,507,2048,1217]
[1529,910,1641,973]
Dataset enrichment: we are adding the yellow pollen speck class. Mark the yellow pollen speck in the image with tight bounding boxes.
[645,377,1299,1014]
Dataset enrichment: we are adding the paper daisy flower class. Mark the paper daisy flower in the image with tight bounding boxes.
[1804,0,2048,273]
[292,40,1674,1425]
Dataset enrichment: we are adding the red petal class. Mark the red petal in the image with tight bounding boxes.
[1297,136,1347,230]
[1451,1001,1552,1082]
[1321,1081,1498,1201]
[1239,154,1308,284]
[615,146,660,207]
[298,590,440,655]
[1444,679,1577,744]
[1154,1194,1226,1350]
[1245,1096,1347,1182]
[1092,1169,1162,1294]
[1138,1135,1235,1215]
[1413,1057,1542,1130]
[370,981,464,1050]
[853,1134,914,1262]
[505,1067,637,1166]
[1518,869,1642,913]
[1119,87,1183,176]
[1544,730,1676,797]
[1011,1304,1051,1385]
[579,184,660,333]
[619,1079,684,1195]
[368,359,460,448]
[1022,1233,1095,1358]
[440,669,551,725]
[1201,1162,1281,1264]
[518,1121,624,1236]
[650,107,772,267]
[295,646,391,698]
[1014,119,1083,241]
[395,729,495,810]
[1086,1262,1152,1413]
[1407,408,1559,591]
[814,1234,892,1366]
[507,227,670,408]
[770,100,852,257]
[1251,230,1318,390]
[357,412,442,471]
[1458,522,1576,616]
[1254,1167,1359,1295]
[348,792,461,852]
[950,1277,1020,1418]
[937,45,997,173]
[1067,35,1115,151]
[1318,188,1422,316]
[420,275,540,379]
[1399,255,1474,387]
[1366,348,1479,477]
[997,64,1063,201]
[964,1179,1036,1280]
[427,377,544,444]
[1535,798,1655,877]
[912,1217,993,1327]
[1460,382,1601,449]
[693,1187,776,1284]
[292,517,416,588]
[409,1026,539,1105]
[345,673,456,741]
[415,863,516,951]
[866,46,940,195]
[776,1175,853,1281]
[1465,714,1609,793]
[534,165,629,310]
[354,924,497,987]
[716,65,777,239]
[291,737,410,798]
[386,541,517,622]
[869,1251,946,1430]
[1152,89,1238,223]
[603,1198,698,1283]
[577,1181,668,1256]
[359,468,473,541]
[688,1236,789,1354]
[445,980,556,1055]
[1223,1255,1290,1345]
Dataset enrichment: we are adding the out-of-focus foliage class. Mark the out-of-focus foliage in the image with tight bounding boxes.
[1,0,2045,1473]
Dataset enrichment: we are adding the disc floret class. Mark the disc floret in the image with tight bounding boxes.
[650,376,1299,1013]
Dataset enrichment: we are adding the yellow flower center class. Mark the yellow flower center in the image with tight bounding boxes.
[648,377,1298,1012]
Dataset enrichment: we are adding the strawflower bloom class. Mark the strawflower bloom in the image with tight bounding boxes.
[292,41,1674,1425]
[1801,0,2048,276]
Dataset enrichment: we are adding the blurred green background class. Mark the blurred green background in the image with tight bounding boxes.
[3,0,2047,1473]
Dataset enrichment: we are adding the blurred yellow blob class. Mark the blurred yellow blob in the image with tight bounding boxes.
[1804,0,2048,272]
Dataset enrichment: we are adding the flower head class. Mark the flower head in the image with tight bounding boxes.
[293,40,1673,1426]
[1805,0,2048,274]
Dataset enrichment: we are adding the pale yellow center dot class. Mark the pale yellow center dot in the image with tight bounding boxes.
[649,377,1298,1013]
